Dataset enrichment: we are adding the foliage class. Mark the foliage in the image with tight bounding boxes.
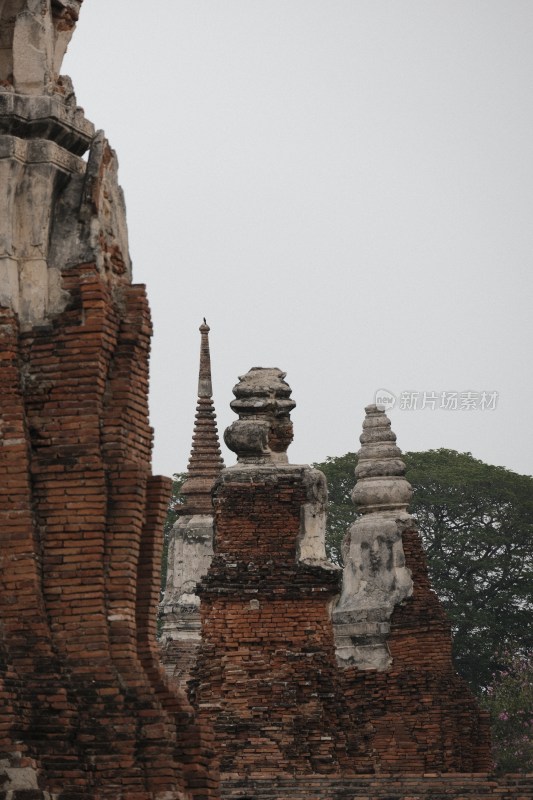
[314,451,358,564]
[314,449,533,693]
[482,650,533,773]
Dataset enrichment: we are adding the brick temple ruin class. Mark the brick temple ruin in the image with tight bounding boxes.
[160,322,224,689]
[0,3,217,798]
[188,370,508,798]
[1,3,533,800]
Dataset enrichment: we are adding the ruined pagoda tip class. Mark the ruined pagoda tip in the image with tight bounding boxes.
[351,404,412,513]
[224,367,295,464]
[197,320,213,398]
[180,321,224,513]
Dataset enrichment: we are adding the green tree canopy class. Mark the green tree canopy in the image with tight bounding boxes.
[314,449,533,694]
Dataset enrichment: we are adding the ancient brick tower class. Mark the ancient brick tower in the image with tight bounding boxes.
[192,376,499,797]
[192,368,352,779]
[160,321,224,688]
[0,3,217,798]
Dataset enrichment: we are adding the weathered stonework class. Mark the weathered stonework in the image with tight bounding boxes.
[192,369,347,778]
[2,6,532,800]
[189,373,509,797]
[160,322,224,689]
[0,1,102,326]
[0,4,218,798]
[333,404,414,670]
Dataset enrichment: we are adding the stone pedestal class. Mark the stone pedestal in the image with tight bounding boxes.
[192,369,358,777]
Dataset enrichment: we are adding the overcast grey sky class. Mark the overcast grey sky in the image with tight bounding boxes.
[64,1,533,478]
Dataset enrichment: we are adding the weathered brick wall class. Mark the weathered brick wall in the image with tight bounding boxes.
[339,526,493,774]
[188,454,533,799]
[192,469,494,782]
[192,471,355,777]
[161,636,201,686]
[220,773,533,799]
[0,265,218,799]
[188,375,505,794]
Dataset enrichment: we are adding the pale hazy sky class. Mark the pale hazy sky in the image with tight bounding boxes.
[64,1,533,478]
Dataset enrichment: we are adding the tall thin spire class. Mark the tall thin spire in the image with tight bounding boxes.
[180,321,224,514]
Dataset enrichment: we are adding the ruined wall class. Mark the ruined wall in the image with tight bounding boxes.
[160,513,215,687]
[221,774,533,799]
[334,405,492,773]
[193,466,357,777]
[0,3,218,798]
[189,372,531,799]
[191,369,357,777]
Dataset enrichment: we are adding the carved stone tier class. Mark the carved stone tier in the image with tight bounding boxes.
[333,404,414,670]
[224,366,296,464]
[0,91,95,153]
[0,1,84,97]
[0,127,131,325]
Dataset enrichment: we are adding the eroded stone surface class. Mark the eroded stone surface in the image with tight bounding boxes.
[0,6,218,797]
[0,1,83,95]
[333,404,413,670]
[224,367,295,464]
[0,1,131,328]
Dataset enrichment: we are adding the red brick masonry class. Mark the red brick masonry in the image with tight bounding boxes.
[0,266,217,800]
[191,461,533,799]
[221,773,533,799]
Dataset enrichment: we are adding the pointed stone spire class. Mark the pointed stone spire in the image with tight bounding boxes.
[160,322,223,686]
[180,320,224,515]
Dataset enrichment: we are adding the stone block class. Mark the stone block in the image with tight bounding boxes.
[0,257,19,312]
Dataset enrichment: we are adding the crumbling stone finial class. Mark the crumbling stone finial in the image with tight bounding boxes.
[224,367,296,464]
[333,404,414,671]
[351,404,413,513]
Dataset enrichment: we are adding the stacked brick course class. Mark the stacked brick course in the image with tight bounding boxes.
[2,6,533,800]
[191,374,533,799]
[191,370,358,778]
[221,773,533,799]
[337,521,492,774]
[194,470,352,776]
[0,266,218,799]
[0,3,218,797]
